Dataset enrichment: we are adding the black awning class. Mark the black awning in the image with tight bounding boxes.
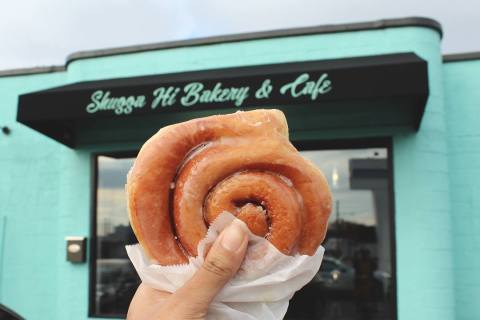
[17,52,429,148]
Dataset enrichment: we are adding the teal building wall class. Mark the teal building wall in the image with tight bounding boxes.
[0,72,69,320]
[0,18,475,319]
[444,59,480,320]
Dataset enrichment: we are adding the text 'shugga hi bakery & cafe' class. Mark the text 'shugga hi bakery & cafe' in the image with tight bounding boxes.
[0,16,479,320]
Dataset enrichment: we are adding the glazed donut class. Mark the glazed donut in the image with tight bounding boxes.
[126,109,332,265]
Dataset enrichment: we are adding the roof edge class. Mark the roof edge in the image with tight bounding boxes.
[0,16,442,78]
[0,65,65,78]
[443,51,480,63]
[66,17,442,65]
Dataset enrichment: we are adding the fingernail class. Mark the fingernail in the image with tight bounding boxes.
[220,220,246,252]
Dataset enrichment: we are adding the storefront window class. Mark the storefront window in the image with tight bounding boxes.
[286,147,395,320]
[92,156,140,317]
[91,145,395,319]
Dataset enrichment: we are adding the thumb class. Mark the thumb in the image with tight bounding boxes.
[170,219,248,312]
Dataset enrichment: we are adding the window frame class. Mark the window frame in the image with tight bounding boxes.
[88,137,396,320]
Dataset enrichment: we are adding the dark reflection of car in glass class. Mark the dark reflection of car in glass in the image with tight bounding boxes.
[313,256,355,292]
[96,259,140,315]
[312,256,391,296]
[286,255,392,319]
[285,256,355,318]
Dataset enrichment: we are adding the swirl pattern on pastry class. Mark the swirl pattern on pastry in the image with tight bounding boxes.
[126,109,332,265]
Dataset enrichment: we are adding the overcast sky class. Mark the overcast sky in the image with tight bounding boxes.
[0,0,478,71]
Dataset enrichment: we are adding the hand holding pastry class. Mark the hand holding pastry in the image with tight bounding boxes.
[127,220,248,320]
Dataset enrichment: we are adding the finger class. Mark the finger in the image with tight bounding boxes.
[172,219,248,308]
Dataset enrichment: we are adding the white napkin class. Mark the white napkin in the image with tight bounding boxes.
[126,212,324,320]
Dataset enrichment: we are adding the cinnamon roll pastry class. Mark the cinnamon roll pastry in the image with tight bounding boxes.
[126,109,332,265]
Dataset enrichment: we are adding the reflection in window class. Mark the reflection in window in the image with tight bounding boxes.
[93,156,140,317]
[285,148,394,320]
